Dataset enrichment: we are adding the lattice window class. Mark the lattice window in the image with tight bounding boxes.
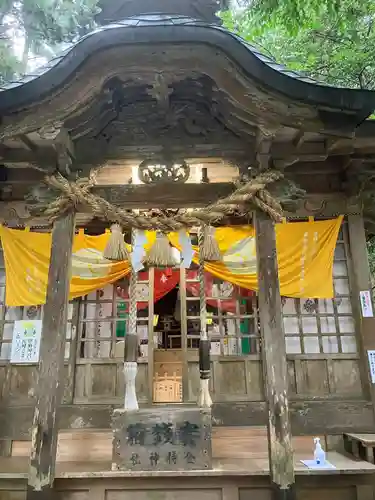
[0,250,74,361]
[282,224,357,354]
[77,271,152,359]
[184,263,260,355]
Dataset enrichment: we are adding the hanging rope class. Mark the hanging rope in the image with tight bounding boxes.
[122,229,140,410]
[36,170,284,228]
[197,227,212,408]
[128,229,138,337]
[198,228,208,343]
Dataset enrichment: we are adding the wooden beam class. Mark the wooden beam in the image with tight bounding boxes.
[19,134,39,154]
[0,138,350,167]
[0,193,362,229]
[20,182,235,211]
[74,183,235,209]
[256,128,275,171]
[254,210,295,499]
[0,400,374,441]
[0,167,44,184]
[38,127,74,176]
[292,130,305,149]
[347,215,375,419]
[26,211,75,500]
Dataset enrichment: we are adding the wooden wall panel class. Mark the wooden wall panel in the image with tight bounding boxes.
[187,362,209,402]
[73,362,149,404]
[5,365,37,404]
[294,360,329,396]
[91,365,117,397]
[0,364,71,405]
[0,493,26,500]
[134,363,149,403]
[296,488,356,500]
[187,357,365,402]
[238,490,272,500]
[74,365,88,399]
[106,490,223,500]
[215,361,246,398]
[0,365,6,399]
[56,493,89,500]
[291,358,363,398]
[245,361,263,400]
[188,360,263,403]
[62,366,72,403]
[287,361,297,396]
[328,360,362,396]
[0,477,372,500]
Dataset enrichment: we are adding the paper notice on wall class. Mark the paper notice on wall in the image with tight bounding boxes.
[137,324,148,341]
[210,341,221,355]
[368,350,375,384]
[10,320,42,364]
[360,290,373,318]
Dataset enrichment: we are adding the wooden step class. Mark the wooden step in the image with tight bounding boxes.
[343,433,375,463]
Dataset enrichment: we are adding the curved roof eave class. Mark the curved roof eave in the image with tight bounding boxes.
[0,15,375,119]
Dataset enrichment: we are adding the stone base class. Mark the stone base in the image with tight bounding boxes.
[112,407,212,471]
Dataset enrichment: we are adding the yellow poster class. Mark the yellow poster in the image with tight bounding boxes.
[0,217,343,306]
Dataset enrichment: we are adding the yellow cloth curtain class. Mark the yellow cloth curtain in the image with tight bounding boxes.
[0,217,342,306]
[169,217,343,298]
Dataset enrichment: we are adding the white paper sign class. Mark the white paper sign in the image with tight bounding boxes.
[10,320,42,364]
[360,290,373,318]
[368,350,375,384]
[210,341,221,355]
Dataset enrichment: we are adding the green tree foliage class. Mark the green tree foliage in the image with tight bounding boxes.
[235,0,351,34]
[0,0,100,84]
[222,1,375,89]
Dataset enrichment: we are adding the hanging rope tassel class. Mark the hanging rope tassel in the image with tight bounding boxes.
[103,223,130,261]
[201,225,221,262]
[197,227,213,408]
[145,231,179,268]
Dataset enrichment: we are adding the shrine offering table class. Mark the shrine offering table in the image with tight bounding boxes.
[1,452,375,500]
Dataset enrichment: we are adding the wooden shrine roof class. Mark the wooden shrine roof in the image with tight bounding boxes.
[0,15,374,120]
[1,12,375,229]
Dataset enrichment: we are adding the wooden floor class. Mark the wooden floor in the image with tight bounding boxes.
[1,451,375,479]
[2,427,375,478]
[1,428,375,500]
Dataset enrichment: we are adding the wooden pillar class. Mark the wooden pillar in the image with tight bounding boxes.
[347,215,375,412]
[254,211,295,500]
[27,212,75,500]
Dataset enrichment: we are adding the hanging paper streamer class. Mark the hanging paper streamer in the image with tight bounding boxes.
[179,230,194,269]
[131,230,147,272]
